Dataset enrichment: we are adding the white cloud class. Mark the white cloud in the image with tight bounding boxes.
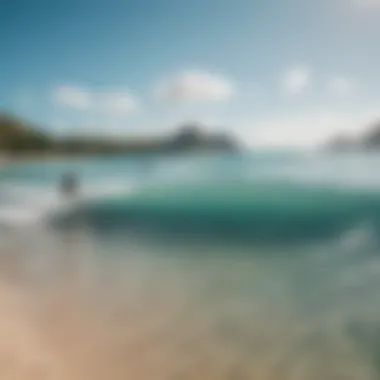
[53,85,139,117]
[282,65,311,95]
[329,77,354,97]
[155,70,234,103]
[100,92,139,117]
[53,85,93,110]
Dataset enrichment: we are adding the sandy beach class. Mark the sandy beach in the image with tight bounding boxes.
[0,229,375,380]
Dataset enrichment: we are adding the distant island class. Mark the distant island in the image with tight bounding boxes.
[0,114,239,157]
[326,121,380,152]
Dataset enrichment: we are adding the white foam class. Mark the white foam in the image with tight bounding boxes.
[0,180,135,230]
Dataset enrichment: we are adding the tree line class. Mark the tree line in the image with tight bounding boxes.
[0,114,238,156]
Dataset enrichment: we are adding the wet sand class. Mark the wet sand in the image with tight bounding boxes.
[0,228,377,380]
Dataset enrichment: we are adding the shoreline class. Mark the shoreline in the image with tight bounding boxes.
[0,149,243,169]
[0,153,100,169]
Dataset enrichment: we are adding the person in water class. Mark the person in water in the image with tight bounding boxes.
[60,172,79,199]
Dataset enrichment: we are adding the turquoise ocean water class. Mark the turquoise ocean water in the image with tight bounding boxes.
[1,151,380,379]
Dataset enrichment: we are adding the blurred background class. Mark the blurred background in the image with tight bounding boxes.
[1,0,380,379]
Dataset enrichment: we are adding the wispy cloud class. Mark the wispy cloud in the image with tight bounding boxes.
[53,85,93,110]
[328,77,354,97]
[51,84,139,135]
[100,92,139,117]
[155,70,234,103]
[282,65,311,95]
[53,85,139,117]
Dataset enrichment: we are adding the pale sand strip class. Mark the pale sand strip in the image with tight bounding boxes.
[0,242,375,380]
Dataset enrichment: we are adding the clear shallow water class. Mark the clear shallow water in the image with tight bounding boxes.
[1,152,380,379]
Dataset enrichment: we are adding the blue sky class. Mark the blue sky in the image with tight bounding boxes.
[1,0,380,146]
